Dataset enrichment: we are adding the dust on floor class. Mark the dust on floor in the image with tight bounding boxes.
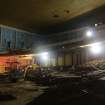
[0,80,48,105]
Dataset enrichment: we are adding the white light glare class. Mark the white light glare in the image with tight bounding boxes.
[95,24,98,27]
[80,42,100,48]
[86,30,93,37]
[90,43,102,54]
[41,52,48,56]
[40,52,49,61]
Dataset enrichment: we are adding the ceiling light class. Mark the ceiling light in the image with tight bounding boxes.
[86,30,93,37]
[40,52,49,61]
[95,24,98,27]
[89,43,102,55]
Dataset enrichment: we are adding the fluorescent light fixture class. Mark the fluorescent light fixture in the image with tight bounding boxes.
[80,42,101,48]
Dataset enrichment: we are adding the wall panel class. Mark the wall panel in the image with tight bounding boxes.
[58,55,63,66]
[65,53,72,66]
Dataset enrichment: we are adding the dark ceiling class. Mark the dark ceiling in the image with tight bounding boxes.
[0,0,105,34]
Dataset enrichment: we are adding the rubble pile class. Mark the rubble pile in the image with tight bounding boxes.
[86,60,105,70]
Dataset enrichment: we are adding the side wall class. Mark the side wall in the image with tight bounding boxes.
[40,49,89,67]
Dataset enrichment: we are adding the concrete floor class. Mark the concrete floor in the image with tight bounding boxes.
[1,76,105,105]
[0,80,48,105]
[26,77,105,105]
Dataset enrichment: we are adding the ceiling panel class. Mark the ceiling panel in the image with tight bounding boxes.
[0,0,104,33]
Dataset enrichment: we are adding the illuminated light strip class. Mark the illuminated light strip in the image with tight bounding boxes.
[80,42,102,48]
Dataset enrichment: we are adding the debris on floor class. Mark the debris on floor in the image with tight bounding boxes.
[0,80,48,105]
